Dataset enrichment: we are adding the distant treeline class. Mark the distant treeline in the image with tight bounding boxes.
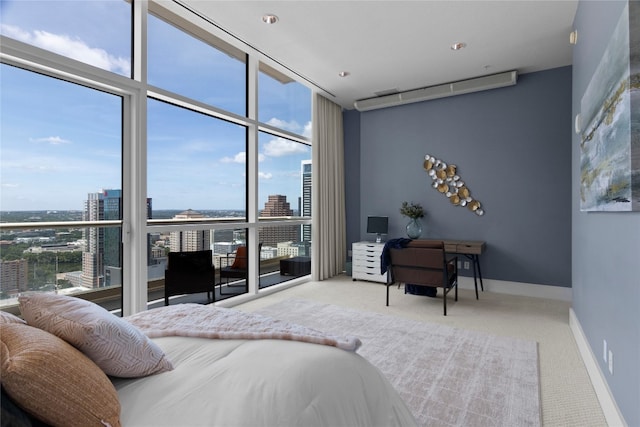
[1,210,246,222]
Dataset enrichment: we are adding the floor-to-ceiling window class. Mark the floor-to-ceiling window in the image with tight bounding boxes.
[0,0,129,314]
[256,61,312,288]
[0,0,312,314]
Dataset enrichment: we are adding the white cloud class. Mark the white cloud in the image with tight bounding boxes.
[220,152,266,163]
[258,172,273,180]
[1,24,130,75]
[263,137,309,157]
[302,121,312,138]
[267,117,298,132]
[221,152,246,164]
[265,118,312,138]
[1,183,19,188]
[30,136,71,145]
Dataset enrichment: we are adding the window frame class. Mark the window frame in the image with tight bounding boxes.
[0,36,141,314]
[0,0,313,315]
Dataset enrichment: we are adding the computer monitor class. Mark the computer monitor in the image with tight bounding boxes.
[366,216,388,243]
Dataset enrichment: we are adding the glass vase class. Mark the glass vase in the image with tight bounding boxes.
[406,218,423,239]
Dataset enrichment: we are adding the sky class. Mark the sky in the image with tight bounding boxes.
[0,0,312,212]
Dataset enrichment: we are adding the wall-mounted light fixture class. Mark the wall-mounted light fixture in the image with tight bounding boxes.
[575,113,582,135]
[570,30,578,45]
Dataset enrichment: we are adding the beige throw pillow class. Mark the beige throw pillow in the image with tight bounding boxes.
[19,293,173,378]
[0,311,26,324]
[0,322,122,427]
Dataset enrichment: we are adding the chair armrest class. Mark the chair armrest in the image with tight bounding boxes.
[222,252,235,268]
[446,255,458,275]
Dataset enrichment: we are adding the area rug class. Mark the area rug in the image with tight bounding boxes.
[256,299,541,427]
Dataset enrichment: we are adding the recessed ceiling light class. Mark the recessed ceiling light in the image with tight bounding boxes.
[262,14,279,24]
[338,71,350,77]
[451,42,467,51]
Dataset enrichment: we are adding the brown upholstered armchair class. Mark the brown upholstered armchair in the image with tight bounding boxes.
[164,250,215,306]
[387,240,458,315]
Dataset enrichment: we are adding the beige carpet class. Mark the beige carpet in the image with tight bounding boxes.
[256,298,541,427]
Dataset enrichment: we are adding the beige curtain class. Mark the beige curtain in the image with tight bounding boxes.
[311,93,346,280]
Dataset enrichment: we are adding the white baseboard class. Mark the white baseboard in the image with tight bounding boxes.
[457,276,572,301]
[569,308,627,427]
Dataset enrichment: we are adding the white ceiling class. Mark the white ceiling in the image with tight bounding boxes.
[180,0,578,110]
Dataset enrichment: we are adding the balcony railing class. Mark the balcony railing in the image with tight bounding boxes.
[1,217,311,314]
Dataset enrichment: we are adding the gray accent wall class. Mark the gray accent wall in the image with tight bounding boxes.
[572,1,640,425]
[344,66,572,286]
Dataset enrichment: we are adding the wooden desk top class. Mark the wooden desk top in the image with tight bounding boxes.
[408,239,485,255]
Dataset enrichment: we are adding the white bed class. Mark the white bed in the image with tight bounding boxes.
[112,336,417,427]
[3,295,417,427]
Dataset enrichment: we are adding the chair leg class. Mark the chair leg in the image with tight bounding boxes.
[443,287,447,316]
[475,254,484,292]
[386,284,390,306]
[473,270,479,300]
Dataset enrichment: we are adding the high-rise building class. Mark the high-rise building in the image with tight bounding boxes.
[0,259,28,296]
[81,189,151,288]
[81,190,113,288]
[260,195,299,246]
[301,160,312,243]
[169,209,211,252]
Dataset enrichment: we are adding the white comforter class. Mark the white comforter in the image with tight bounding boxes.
[112,336,418,427]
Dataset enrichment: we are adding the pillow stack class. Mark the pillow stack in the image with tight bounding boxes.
[18,293,174,377]
[0,293,174,427]
[1,322,122,427]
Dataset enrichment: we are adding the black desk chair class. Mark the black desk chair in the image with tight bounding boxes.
[164,250,215,306]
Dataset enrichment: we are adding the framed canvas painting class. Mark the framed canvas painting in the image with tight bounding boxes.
[579,1,639,211]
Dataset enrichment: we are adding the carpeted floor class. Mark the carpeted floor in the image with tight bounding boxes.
[233,275,608,427]
[256,298,540,427]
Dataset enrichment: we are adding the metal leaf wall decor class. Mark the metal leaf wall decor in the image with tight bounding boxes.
[423,154,485,216]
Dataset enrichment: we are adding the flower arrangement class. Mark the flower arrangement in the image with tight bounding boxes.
[400,201,424,219]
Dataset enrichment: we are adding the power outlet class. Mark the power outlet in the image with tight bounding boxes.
[603,339,608,362]
[463,261,470,270]
[608,350,614,375]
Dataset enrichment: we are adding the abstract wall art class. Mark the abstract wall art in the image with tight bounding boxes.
[423,154,484,216]
[579,1,639,211]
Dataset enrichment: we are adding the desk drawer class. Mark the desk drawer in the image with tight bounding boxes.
[455,242,484,255]
[442,240,485,255]
[352,244,383,254]
[352,267,387,283]
[352,252,381,262]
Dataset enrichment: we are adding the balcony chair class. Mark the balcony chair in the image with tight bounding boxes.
[219,244,262,295]
[164,250,215,306]
[386,240,458,316]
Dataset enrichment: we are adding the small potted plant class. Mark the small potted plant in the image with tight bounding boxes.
[400,201,424,238]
